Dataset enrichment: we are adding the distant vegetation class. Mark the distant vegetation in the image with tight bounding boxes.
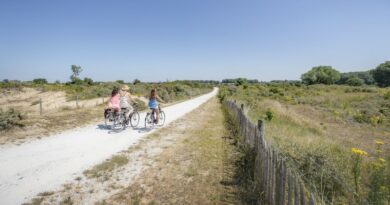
[219,83,389,204]
[300,61,390,87]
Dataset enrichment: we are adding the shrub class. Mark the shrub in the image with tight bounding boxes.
[0,109,25,131]
[133,79,141,85]
[346,76,364,86]
[32,78,48,84]
[372,61,390,87]
[265,110,274,121]
[384,91,390,100]
[83,77,94,85]
[301,66,341,85]
[132,99,147,111]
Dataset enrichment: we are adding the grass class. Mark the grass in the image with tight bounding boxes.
[83,155,129,179]
[219,83,390,204]
[105,97,244,204]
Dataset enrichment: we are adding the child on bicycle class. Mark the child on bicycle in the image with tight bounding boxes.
[148,89,165,124]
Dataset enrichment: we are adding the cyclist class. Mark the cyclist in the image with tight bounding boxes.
[119,85,135,123]
[148,89,165,124]
[105,87,120,117]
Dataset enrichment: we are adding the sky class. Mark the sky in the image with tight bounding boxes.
[0,0,389,82]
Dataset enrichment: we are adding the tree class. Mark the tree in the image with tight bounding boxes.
[116,80,125,84]
[235,78,248,86]
[338,71,374,85]
[133,79,141,85]
[372,61,390,87]
[33,78,48,84]
[83,77,94,85]
[70,65,82,83]
[301,66,341,85]
[346,76,364,86]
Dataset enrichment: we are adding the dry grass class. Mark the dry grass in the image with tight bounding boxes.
[83,155,129,179]
[101,97,242,205]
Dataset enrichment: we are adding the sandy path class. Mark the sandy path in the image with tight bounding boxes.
[0,88,218,205]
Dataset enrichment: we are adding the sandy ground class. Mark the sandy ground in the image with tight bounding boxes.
[0,88,218,205]
[0,88,105,115]
[0,87,149,115]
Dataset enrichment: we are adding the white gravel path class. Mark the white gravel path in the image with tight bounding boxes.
[0,88,218,205]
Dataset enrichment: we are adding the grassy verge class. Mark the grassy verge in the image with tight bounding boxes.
[83,155,129,179]
[98,97,243,204]
[219,84,390,204]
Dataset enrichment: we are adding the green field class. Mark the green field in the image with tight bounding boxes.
[219,83,390,204]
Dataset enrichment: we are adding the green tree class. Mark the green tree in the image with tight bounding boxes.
[346,76,364,86]
[235,78,248,86]
[32,78,48,84]
[70,65,82,83]
[83,77,94,85]
[116,80,124,84]
[372,61,390,87]
[133,79,141,85]
[301,66,341,85]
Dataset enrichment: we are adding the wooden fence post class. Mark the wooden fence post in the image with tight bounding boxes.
[39,98,42,115]
[288,172,293,205]
[76,95,79,108]
[300,182,306,205]
[279,161,287,205]
[309,193,315,205]
[241,103,244,111]
[295,177,299,205]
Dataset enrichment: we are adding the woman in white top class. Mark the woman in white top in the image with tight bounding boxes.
[119,85,135,121]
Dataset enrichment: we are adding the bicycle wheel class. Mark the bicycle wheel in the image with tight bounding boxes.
[158,111,166,126]
[105,111,115,129]
[120,112,127,130]
[145,113,153,128]
[129,111,140,128]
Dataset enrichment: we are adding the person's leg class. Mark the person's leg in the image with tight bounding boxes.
[155,108,160,124]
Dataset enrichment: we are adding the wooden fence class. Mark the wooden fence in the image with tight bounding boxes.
[225,100,317,205]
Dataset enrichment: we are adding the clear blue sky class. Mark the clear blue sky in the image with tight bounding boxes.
[1,0,389,82]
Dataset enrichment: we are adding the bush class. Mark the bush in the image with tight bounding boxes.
[133,79,141,85]
[32,78,48,84]
[301,66,341,85]
[132,99,147,111]
[265,110,274,121]
[0,109,25,131]
[384,91,390,100]
[372,61,390,87]
[346,76,364,86]
[83,77,94,85]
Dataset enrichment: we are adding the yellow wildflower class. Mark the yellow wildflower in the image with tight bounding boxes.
[375,140,384,145]
[379,158,386,163]
[352,148,368,156]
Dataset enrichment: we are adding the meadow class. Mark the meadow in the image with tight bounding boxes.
[219,83,390,204]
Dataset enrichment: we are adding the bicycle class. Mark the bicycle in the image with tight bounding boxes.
[145,106,166,128]
[105,108,140,130]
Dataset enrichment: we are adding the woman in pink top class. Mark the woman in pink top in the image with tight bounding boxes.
[107,87,120,110]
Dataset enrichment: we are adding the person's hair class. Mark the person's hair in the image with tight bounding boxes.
[150,89,156,99]
[111,87,119,97]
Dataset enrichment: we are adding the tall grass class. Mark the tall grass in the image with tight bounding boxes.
[219,83,390,204]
